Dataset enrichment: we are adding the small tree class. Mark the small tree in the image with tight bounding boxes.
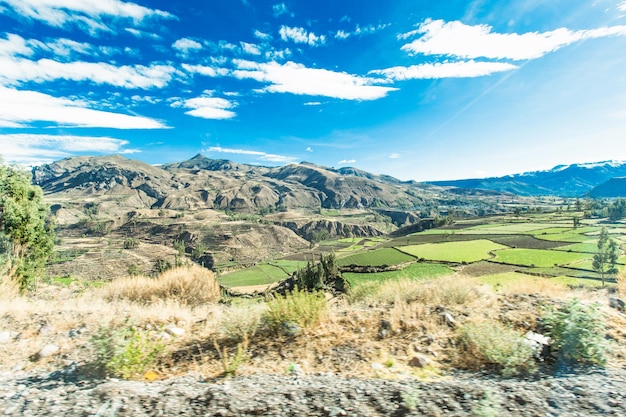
[592,227,619,286]
[0,162,55,290]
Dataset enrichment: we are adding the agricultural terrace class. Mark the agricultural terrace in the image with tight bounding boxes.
[491,248,591,268]
[344,263,453,285]
[219,264,291,287]
[337,248,415,267]
[397,240,508,263]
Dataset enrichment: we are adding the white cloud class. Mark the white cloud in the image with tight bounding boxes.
[272,3,289,17]
[253,30,272,41]
[173,93,237,120]
[335,23,390,40]
[620,1,626,12]
[0,33,33,57]
[182,63,230,77]
[172,38,202,53]
[279,26,326,46]
[0,0,173,33]
[371,60,518,80]
[205,146,296,163]
[240,42,262,55]
[389,153,400,159]
[0,56,177,89]
[124,28,160,39]
[401,19,626,60]
[339,159,356,165]
[306,147,313,152]
[0,85,166,128]
[232,60,397,100]
[0,134,138,166]
[304,101,322,106]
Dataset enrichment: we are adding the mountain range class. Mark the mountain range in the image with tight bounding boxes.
[427,160,626,197]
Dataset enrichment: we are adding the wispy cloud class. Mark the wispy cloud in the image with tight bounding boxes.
[240,42,262,55]
[253,30,272,41]
[371,60,517,80]
[0,55,177,89]
[0,0,174,34]
[204,146,296,163]
[172,93,237,120]
[389,153,400,159]
[0,133,139,166]
[401,19,626,60]
[232,60,397,100]
[279,26,326,46]
[0,85,167,128]
[619,1,626,12]
[272,3,290,18]
[334,23,390,40]
[338,159,356,165]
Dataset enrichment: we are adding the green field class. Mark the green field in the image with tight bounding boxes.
[398,239,508,263]
[478,272,607,289]
[491,248,591,268]
[219,264,290,287]
[338,248,416,267]
[344,263,453,285]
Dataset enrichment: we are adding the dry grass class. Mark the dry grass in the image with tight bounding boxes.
[617,269,626,296]
[104,265,220,307]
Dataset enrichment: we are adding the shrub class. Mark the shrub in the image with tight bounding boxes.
[458,321,536,376]
[123,238,138,250]
[105,265,220,307]
[265,288,327,334]
[213,334,250,377]
[542,299,608,366]
[617,268,626,296]
[220,301,267,341]
[91,326,164,380]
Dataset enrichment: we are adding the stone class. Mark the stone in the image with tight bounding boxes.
[609,297,626,313]
[37,344,60,359]
[164,325,185,337]
[408,355,430,368]
[0,331,15,344]
[441,312,456,328]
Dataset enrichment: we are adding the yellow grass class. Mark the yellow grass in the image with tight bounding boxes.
[104,265,220,307]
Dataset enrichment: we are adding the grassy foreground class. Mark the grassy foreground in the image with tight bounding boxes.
[2,264,626,381]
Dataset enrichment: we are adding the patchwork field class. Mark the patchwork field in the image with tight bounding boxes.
[218,212,625,288]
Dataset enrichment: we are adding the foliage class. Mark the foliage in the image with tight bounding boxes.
[154,258,172,274]
[310,229,331,244]
[607,198,626,222]
[213,334,250,377]
[542,299,608,366]
[106,265,220,306]
[91,326,164,379]
[0,163,55,290]
[294,252,346,291]
[265,288,327,333]
[458,321,536,376]
[123,237,138,250]
[173,239,186,255]
[220,301,267,341]
[592,227,619,286]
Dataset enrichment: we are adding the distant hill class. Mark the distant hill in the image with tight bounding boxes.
[589,177,626,197]
[428,161,626,197]
[33,154,501,215]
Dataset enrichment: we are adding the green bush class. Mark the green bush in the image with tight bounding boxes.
[123,238,138,250]
[543,299,608,366]
[459,321,536,376]
[91,326,164,380]
[265,288,327,334]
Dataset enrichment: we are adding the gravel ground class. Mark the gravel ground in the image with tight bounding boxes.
[1,365,625,416]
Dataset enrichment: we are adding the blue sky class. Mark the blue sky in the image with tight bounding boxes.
[1,0,626,181]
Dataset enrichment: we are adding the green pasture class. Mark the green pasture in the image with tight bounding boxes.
[337,248,416,267]
[531,227,600,243]
[219,264,290,287]
[491,248,591,268]
[478,272,607,289]
[553,242,598,253]
[397,239,508,263]
[269,259,309,273]
[344,263,453,285]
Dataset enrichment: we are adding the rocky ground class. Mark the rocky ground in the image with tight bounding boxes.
[1,364,625,416]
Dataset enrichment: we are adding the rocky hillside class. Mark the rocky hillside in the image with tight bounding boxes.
[428,160,626,197]
[33,154,506,215]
